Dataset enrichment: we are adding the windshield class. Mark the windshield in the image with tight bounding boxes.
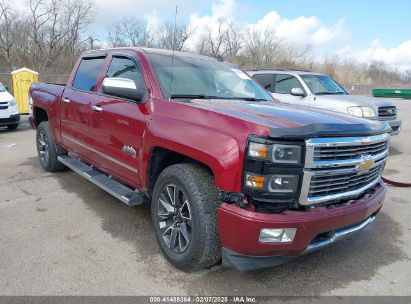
[148,53,272,101]
[301,74,346,95]
[0,83,5,92]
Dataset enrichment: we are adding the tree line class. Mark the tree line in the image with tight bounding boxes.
[1,0,410,86]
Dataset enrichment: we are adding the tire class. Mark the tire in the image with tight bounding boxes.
[151,163,221,271]
[36,121,66,172]
[7,123,18,130]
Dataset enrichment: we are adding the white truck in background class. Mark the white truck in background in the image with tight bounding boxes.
[248,70,402,135]
[0,82,20,130]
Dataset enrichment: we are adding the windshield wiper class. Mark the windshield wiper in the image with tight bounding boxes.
[315,91,346,95]
[169,94,269,101]
[170,94,240,100]
[229,96,269,101]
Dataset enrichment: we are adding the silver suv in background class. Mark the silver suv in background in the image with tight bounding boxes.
[247,70,402,135]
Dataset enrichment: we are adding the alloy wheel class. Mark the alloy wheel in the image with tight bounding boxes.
[38,130,49,166]
[157,184,192,253]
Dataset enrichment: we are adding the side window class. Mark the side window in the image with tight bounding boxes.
[274,74,304,94]
[252,74,275,92]
[106,56,146,91]
[72,57,105,91]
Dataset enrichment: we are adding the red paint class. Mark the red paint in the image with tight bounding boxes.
[30,47,387,260]
[218,181,385,256]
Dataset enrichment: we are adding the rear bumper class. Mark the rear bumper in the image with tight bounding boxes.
[0,114,20,126]
[29,116,36,129]
[218,181,386,270]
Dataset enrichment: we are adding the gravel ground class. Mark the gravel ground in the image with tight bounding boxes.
[0,100,410,296]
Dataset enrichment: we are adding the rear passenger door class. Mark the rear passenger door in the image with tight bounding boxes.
[60,56,106,160]
[88,53,148,186]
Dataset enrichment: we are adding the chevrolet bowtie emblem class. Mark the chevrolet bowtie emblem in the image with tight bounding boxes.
[356,156,374,174]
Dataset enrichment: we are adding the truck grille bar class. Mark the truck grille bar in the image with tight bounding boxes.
[0,102,8,110]
[314,141,388,161]
[378,106,396,117]
[299,133,389,205]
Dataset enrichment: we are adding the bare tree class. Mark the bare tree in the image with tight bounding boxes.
[108,17,153,47]
[157,21,192,51]
[224,22,243,59]
[242,27,282,68]
[0,0,18,69]
[28,0,94,71]
[206,18,227,57]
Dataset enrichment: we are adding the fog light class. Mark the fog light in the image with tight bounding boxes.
[259,228,297,243]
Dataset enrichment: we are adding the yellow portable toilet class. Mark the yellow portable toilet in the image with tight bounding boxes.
[11,68,39,114]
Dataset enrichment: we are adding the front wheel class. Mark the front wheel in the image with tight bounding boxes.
[151,164,221,271]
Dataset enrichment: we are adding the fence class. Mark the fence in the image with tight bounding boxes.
[0,73,69,94]
[342,84,411,96]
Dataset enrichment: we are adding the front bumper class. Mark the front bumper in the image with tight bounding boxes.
[0,113,20,126]
[218,181,386,270]
[383,118,402,135]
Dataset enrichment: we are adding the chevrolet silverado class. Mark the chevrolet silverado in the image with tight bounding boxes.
[29,48,391,271]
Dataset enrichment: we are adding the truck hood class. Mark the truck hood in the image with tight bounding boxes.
[187,99,391,138]
[315,94,395,108]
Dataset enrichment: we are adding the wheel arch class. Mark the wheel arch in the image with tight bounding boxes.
[33,106,49,127]
[146,146,215,196]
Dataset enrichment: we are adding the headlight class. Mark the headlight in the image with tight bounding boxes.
[9,99,16,107]
[347,106,376,118]
[244,173,300,193]
[247,141,302,164]
[272,144,302,164]
[362,107,376,118]
[247,142,269,158]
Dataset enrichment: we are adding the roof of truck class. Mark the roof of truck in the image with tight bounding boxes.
[82,47,219,62]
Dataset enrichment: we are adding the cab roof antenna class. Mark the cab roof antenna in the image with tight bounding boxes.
[168,5,178,101]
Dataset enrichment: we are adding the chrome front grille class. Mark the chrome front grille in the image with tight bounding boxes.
[314,141,388,161]
[378,106,396,118]
[299,133,389,205]
[309,161,384,197]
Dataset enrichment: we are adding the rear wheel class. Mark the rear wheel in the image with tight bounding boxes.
[36,121,66,172]
[151,163,221,271]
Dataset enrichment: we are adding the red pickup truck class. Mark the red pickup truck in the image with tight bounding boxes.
[29,48,390,271]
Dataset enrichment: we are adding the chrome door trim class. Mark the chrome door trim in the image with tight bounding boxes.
[62,134,138,173]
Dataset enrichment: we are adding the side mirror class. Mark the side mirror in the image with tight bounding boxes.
[5,85,9,91]
[290,87,305,97]
[102,77,145,102]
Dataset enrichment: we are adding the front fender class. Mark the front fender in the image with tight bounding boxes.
[143,116,244,192]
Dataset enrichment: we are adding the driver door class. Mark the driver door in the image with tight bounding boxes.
[270,73,307,105]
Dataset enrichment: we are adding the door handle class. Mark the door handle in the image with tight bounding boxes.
[91,105,103,112]
[62,98,70,103]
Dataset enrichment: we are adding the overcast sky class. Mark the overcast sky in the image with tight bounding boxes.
[13,0,411,70]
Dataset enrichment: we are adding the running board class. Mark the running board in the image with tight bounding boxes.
[58,155,143,207]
